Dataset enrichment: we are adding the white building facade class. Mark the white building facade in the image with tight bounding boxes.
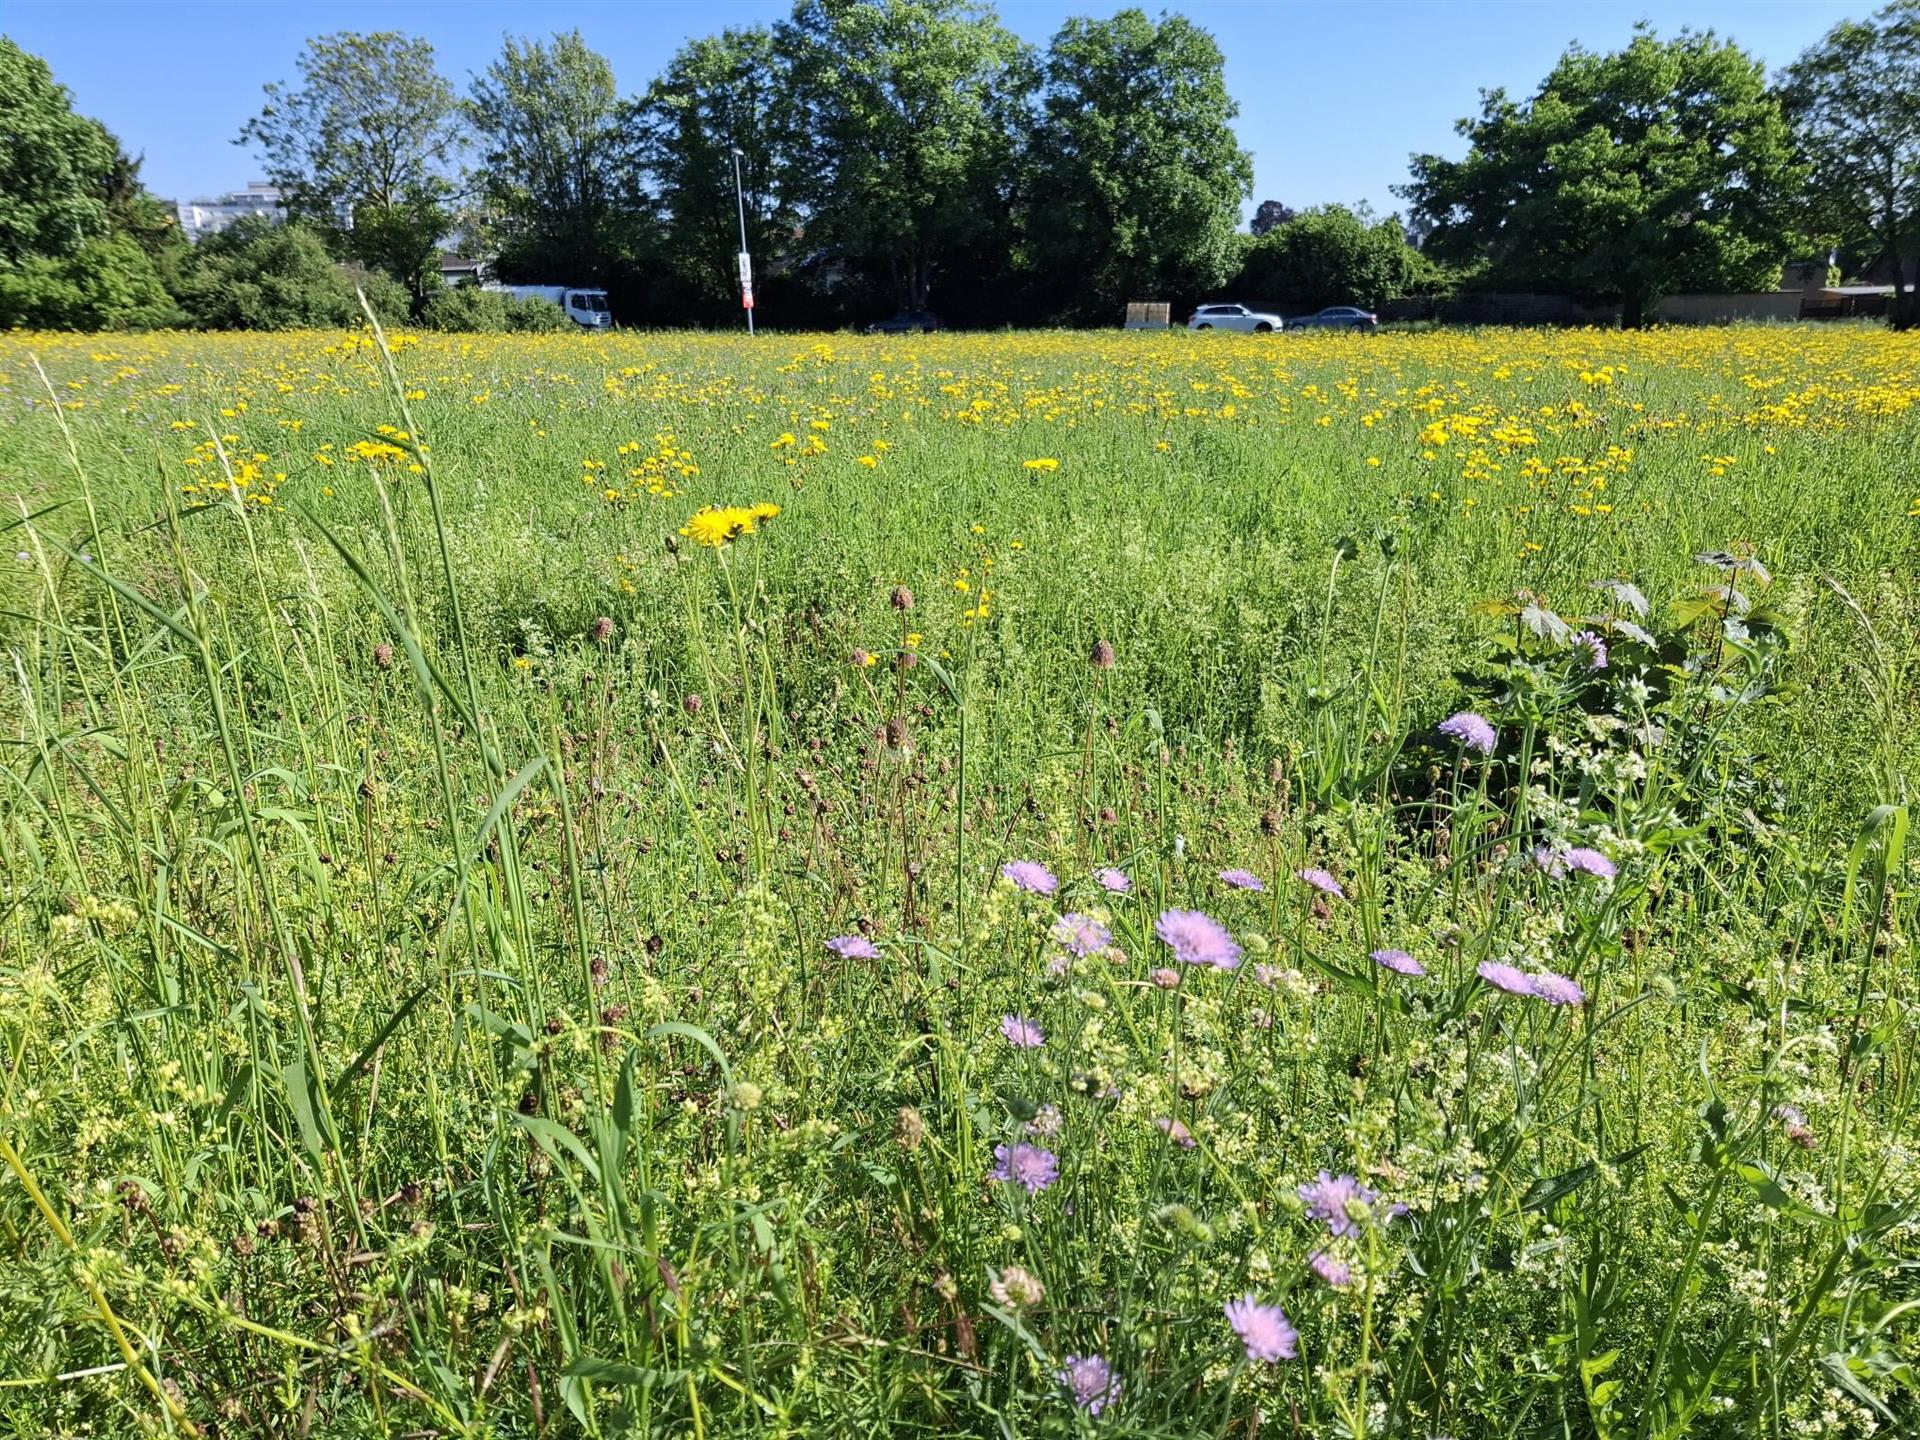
[175,183,286,243]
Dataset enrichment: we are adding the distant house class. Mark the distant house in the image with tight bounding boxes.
[175,182,286,243]
[439,253,486,287]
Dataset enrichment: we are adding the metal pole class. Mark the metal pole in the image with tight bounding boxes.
[731,146,754,336]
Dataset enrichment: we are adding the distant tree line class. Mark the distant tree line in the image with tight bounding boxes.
[3,0,1919,331]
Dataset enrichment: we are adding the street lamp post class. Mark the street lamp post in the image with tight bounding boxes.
[730,146,754,335]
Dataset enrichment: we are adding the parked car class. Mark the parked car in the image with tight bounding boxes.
[1186,302,1284,333]
[868,310,942,334]
[1290,305,1379,333]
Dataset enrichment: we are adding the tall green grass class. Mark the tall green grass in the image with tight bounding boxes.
[0,322,1916,1437]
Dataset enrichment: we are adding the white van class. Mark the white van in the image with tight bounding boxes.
[482,284,613,329]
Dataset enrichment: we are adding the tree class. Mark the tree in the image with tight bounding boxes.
[1402,28,1802,325]
[779,0,1031,312]
[1250,199,1297,237]
[1235,205,1429,312]
[1025,9,1251,321]
[171,216,405,329]
[238,32,460,311]
[631,27,797,316]
[1782,4,1920,329]
[466,32,639,282]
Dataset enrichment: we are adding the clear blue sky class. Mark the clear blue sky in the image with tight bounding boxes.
[6,0,1857,219]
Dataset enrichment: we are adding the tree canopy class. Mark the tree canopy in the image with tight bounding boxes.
[1403,28,1802,324]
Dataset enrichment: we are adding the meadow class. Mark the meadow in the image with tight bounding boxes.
[0,320,1917,1438]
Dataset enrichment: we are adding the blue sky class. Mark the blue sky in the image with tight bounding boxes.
[7,0,1857,219]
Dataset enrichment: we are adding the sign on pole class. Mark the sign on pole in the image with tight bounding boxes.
[738,251,755,310]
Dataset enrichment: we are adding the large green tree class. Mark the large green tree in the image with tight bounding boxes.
[630,27,797,316]
[1235,205,1430,313]
[1403,28,1802,325]
[1025,9,1251,321]
[1782,4,1920,330]
[778,0,1031,312]
[238,32,460,311]
[466,32,639,283]
[0,38,178,329]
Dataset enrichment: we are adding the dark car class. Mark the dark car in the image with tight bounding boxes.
[868,310,943,334]
[1290,305,1379,333]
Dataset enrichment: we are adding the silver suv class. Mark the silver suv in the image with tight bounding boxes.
[1186,303,1284,334]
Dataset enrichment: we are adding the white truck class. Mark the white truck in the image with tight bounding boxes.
[482,284,613,329]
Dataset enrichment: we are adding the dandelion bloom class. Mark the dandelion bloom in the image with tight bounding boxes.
[1530,971,1585,1006]
[989,1142,1059,1195]
[1296,867,1345,899]
[1565,846,1617,879]
[1298,1170,1380,1238]
[1439,711,1498,755]
[1219,868,1266,892]
[1224,1295,1299,1363]
[1000,1014,1046,1049]
[1370,948,1425,977]
[1155,909,1242,969]
[1056,1354,1120,1415]
[1052,913,1113,957]
[1001,860,1059,895]
[1309,1251,1353,1288]
[825,935,879,960]
[1477,960,1535,997]
[1094,867,1132,894]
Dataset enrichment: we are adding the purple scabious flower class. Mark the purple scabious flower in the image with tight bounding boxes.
[1439,711,1498,755]
[825,935,879,960]
[1296,867,1345,899]
[1155,909,1242,969]
[1370,948,1425,977]
[1057,1354,1120,1415]
[1530,971,1585,1006]
[1309,1251,1353,1288]
[1298,1170,1380,1238]
[989,1142,1059,1195]
[1094,866,1132,894]
[1477,960,1536,997]
[1027,1103,1063,1137]
[1564,846,1617,879]
[1224,1294,1299,1363]
[1573,629,1609,671]
[1000,1014,1046,1048]
[1052,912,1112,957]
[1001,860,1058,895]
[1532,846,1569,878]
[1154,1115,1195,1149]
[1219,868,1266,892]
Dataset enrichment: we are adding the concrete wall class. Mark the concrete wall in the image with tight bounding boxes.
[1380,293,1622,326]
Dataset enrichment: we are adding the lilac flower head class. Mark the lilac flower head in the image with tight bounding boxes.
[989,1142,1059,1195]
[1298,1170,1380,1238]
[1001,860,1058,895]
[1027,1103,1063,1137]
[1155,909,1242,969]
[1573,629,1609,671]
[1477,960,1536,997]
[1154,1116,1195,1149]
[1219,868,1266,892]
[825,935,879,960]
[1439,711,1498,755]
[1296,867,1345,899]
[1530,971,1585,1006]
[1309,1251,1353,1288]
[1000,1014,1046,1049]
[1150,967,1181,989]
[1370,948,1425,977]
[1565,846,1617,879]
[1224,1294,1299,1363]
[1094,866,1132,894]
[1532,846,1569,878]
[1056,1354,1120,1415]
[1052,913,1113,957]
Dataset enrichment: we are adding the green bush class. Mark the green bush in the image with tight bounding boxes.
[421,284,572,332]
[0,232,180,330]
[173,218,404,330]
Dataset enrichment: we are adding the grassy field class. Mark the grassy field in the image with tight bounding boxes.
[1,321,1918,1438]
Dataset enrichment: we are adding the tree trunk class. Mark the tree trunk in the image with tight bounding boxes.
[1891,249,1915,332]
[1620,289,1650,329]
